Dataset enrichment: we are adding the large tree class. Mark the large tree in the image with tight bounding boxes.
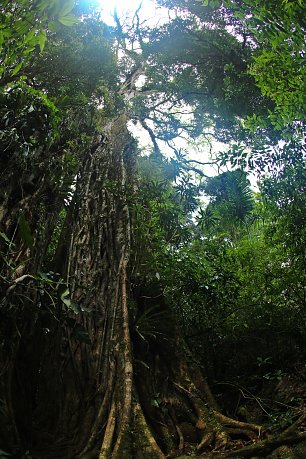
[1,1,305,458]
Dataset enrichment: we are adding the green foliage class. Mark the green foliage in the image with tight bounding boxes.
[133,154,198,262]
[0,0,78,84]
[138,11,267,143]
[60,286,79,313]
[197,170,255,241]
[0,232,11,245]
[132,305,169,342]
[0,83,61,225]
[223,0,305,126]
[32,15,118,105]
[259,142,306,263]
[0,83,59,156]
[161,238,241,338]
[133,152,305,387]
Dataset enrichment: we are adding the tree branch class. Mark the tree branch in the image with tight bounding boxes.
[139,118,161,154]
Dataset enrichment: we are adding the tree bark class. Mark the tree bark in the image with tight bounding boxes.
[28,115,264,459]
[32,114,138,458]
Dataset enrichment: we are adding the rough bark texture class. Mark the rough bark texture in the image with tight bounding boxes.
[32,115,138,458]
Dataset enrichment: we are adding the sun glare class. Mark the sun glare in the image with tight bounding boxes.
[99,0,158,25]
[103,0,145,12]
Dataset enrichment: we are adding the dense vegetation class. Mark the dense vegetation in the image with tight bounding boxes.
[0,0,305,458]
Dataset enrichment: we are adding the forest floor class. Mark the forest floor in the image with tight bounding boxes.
[174,361,306,458]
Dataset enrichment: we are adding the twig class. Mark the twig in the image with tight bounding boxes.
[6,274,36,295]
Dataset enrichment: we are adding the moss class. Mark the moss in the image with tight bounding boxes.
[116,428,133,459]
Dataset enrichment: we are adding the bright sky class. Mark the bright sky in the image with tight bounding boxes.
[100,0,162,26]
[99,0,225,181]
[98,0,259,188]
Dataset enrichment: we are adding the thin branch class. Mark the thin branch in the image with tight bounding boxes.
[184,158,216,166]
[6,274,36,295]
[139,118,161,154]
[181,164,209,178]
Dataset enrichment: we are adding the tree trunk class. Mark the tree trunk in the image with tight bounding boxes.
[28,115,263,459]
[33,114,137,458]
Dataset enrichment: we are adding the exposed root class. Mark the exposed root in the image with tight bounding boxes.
[168,405,185,454]
[214,411,262,436]
[197,431,215,452]
[283,412,306,436]
[172,380,260,453]
[210,431,306,458]
[112,260,133,459]
[214,431,229,451]
[133,398,165,459]
[99,401,116,459]
[79,367,115,457]
[224,427,257,441]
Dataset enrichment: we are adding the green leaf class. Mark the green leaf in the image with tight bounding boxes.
[210,0,221,7]
[59,0,75,17]
[37,271,55,284]
[60,287,79,313]
[69,299,80,313]
[37,0,50,12]
[60,287,70,300]
[151,399,160,408]
[24,28,36,44]
[58,14,78,26]
[0,231,11,244]
[38,29,47,51]
[80,305,94,312]
[62,296,71,306]
[11,62,23,76]
[15,21,30,34]
[62,296,71,307]
[48,21,59,32]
